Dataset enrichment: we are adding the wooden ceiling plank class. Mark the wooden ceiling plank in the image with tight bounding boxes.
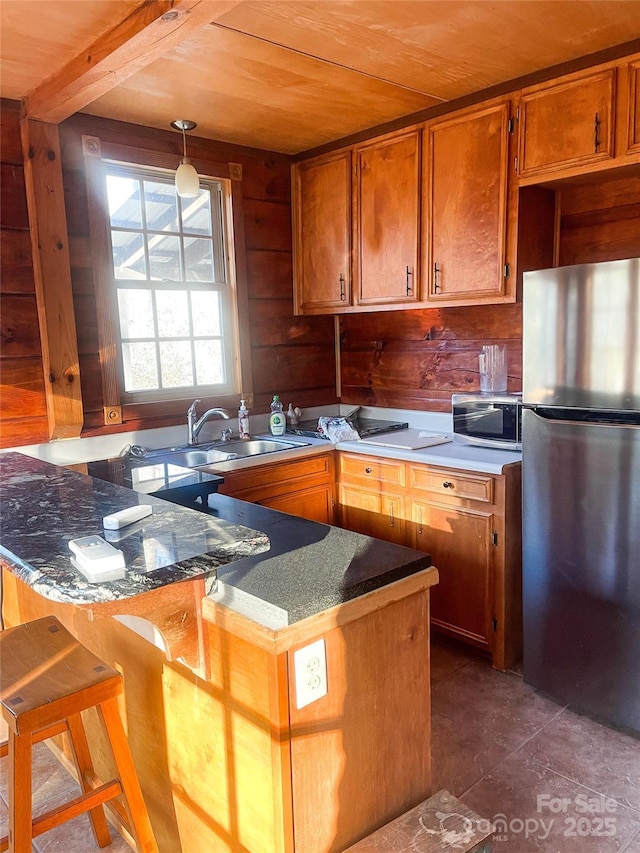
[23,0,243,124]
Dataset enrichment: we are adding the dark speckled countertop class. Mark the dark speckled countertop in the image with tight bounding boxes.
[0,452,268,605]
[205,493,432,627]
[0,452,433,628]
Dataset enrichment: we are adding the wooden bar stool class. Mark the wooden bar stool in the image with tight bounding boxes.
[0,615,158,853]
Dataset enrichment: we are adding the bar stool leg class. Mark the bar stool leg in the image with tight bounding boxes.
[8,731,32,853]
[66,713,112,847]
[98,699,158,853]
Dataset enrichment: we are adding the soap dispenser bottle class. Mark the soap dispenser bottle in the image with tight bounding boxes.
[238,399,250,439]
[269,395,285,436]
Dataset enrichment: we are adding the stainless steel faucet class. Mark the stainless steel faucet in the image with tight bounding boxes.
[187,399,230,445]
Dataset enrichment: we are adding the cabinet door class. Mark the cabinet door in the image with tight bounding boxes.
[354,129,421,306]
[625,59,640,155]
[293,151,351,313]
[339,484,405,545]
[519,68,616,177]
[411,498,494,649]
[260,484,334,525]
[424,99,513,304]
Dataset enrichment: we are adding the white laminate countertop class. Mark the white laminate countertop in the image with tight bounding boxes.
[335,437,521,474]
[199,432,521,476]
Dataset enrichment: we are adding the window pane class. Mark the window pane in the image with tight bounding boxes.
[143,179,179,232]
[107,176,142,229]
[191,291,221,336]
[159,341,193,387]
[117,289,155,339]
[156,290,189,338]
[148,234,181,281]
[195,340,225,385]
[182,191,212,236]
[184,237,214,282]
[122,342,158,391]
[112,231,146,279]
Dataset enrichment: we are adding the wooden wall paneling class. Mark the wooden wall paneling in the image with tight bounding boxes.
[0,99,23,162]
[0,294,43,357]
[243,198,293,252]
[339,304,522,411]
[246,250,293,300]
[248,299,335,347]
[516,185,558,287]
[0,359,48,420]
[1,230,37,294]
[0,163,30,231]
[251,343,338,408]
[20,118,83,439]
[0,102,48,448]
[557,170,640,265]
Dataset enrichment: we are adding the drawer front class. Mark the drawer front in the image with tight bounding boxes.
[220,453,334,497]
[408,464,494,503]
[338,453,405,489]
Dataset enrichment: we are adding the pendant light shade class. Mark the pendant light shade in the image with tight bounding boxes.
[171,120,199,198]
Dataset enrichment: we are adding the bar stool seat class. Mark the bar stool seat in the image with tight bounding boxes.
[0,615,158,853]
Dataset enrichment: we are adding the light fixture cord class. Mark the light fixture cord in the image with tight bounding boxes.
[182,125,188,160]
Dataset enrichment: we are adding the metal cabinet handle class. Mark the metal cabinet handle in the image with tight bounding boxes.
[389,503,395,527]
[594,112,600,153]
[433,263,441,293]
[339,273,346,301]
[443,481,454,489]
[405,266,413,295]
[365,466,373,474]
[417,506,423,535]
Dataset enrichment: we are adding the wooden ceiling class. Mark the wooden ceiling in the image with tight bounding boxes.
[1,0,639,154]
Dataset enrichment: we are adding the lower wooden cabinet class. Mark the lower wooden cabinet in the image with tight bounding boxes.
[337,451,522,670]
[217,452,336,525]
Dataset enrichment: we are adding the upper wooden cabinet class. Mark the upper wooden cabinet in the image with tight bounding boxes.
[293,150,351,313]
[423,98,516,305]
[353,128,421,307]
[518,68,616,178]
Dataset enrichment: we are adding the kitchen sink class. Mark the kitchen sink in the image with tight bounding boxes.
[144,438,310,468]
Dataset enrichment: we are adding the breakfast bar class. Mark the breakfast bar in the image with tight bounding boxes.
[1,452,438,853]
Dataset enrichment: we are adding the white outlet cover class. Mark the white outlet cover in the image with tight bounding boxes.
[293,638,328,709]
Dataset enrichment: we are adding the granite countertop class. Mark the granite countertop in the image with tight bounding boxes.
[0,452,269,605]
[0,451,434,630]
[205,493,432,627]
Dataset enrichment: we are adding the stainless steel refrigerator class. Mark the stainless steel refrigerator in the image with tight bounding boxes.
[522,258,640,733]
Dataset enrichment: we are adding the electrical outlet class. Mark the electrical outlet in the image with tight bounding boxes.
[293,638,328,709]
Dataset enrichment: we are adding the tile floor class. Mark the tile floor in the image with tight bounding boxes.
[1,637,639,851]
[430,636,640,852]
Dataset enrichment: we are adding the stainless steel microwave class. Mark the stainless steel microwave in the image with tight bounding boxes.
[452,393,522,451]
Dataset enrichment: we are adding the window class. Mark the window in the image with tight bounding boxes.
[104,164,237,401]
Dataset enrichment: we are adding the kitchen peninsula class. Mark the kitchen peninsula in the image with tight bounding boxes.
[0,452,438,853]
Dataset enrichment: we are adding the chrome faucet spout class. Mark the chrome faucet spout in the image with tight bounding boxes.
[187,400,230,445]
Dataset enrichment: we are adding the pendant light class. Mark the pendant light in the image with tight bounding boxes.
[171,119,199,198]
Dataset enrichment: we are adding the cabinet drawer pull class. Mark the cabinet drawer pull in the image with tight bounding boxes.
[418,506,423,535]
[365,466,373,474]
[433,262,441,293]
[405,265,413,295]
[594,112,600,153]
[389,503,395,527]
[339,273,346,301]
[442,481,454,489]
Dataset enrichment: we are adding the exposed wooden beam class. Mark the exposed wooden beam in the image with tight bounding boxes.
[23,0,242,124]
[20,118,84,439]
